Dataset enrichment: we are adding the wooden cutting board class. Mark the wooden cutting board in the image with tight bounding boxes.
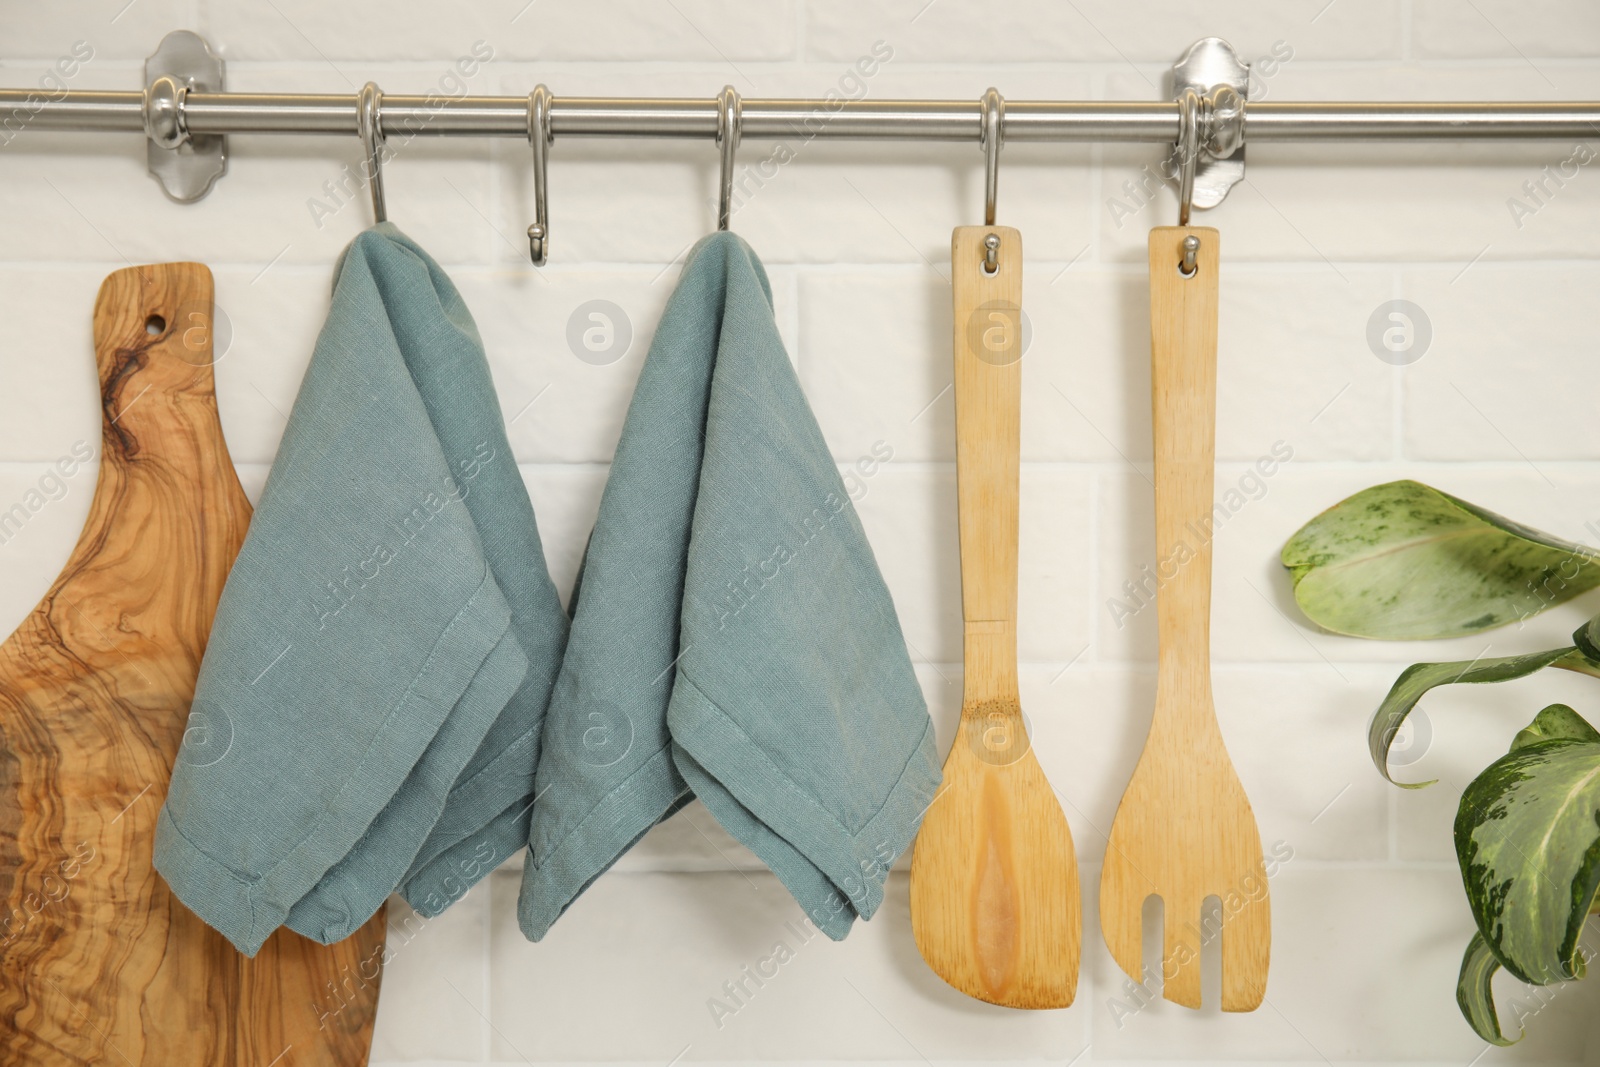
[0,263,385,1065]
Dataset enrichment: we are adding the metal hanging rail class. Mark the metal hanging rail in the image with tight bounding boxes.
[12,90,1600,143]
[6,32,1600,260]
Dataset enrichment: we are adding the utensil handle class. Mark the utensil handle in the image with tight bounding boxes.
[952,225,1023,698]
[1149,226,1219,685]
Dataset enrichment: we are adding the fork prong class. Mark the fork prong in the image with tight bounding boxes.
[1221,882,1271,1011]
[1098,857,1148,987]
[1162,898,1202,1009]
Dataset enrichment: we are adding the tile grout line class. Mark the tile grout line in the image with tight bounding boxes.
[1088,467,1103,665]
[1388,780,1401,864]
[10,258,1600,274]
[19,457,1600,474]
[1391,265,1406,463]
[485,135,501,275]
[481,882,493,1063]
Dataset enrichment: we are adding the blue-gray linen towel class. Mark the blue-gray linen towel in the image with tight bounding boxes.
[518,231,940,942]
[155,223,568,956]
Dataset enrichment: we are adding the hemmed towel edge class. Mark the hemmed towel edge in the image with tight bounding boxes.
[403,718,540,878]
[665,671,942,940]
[281,626,530,945]
[516,744,689,942]
[401,791,534,917]
[154,565,516,956]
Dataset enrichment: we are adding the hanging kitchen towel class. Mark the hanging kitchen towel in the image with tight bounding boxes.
[154,223,568,956]
[515,231,940,942]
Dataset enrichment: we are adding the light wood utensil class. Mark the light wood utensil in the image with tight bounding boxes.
[909,226,1080,1009]
[0,263,385,1065]
[1098,227,1269,1011]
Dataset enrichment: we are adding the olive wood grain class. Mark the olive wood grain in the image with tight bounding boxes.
[0,263,385,1065]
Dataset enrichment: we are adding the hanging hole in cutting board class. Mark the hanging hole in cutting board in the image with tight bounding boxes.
[145,313,166,335]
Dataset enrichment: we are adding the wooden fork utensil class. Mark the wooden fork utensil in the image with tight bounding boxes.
[1098,227,1270,1011]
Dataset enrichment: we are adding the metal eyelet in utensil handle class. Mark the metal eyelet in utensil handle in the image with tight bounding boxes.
[527,84,552,264]
[716,85,741,231]
[982,233,1001,275]
[1180,234,1200,277]
[357,82,387,224]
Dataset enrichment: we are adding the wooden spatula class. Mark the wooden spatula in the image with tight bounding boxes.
[909,226,1080,1009]
[1098,227,1269,1011]
[0,263,385,1064]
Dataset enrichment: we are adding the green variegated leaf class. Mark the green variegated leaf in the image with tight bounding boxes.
[1512,704,1600,751]
[1282,481,1600,639]
[1556,646,1600,682]
[1370,648,1580,786]
[1575,615,1600,662]
[1455,736,1600,988]
[1457,931,1515,1046]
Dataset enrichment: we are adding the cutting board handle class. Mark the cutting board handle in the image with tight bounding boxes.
[91,263,231,462]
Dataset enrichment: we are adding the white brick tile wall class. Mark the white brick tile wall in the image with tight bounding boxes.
[6,2,1600,1064]
[799,270,952,462]
[1412,0,1600,59]
[11,1,195,62]
[1402,264,1600,460]
[1212,667,1393,862]
[370,893,492,1063]
[486,868,1090,1061]
[1218,267,1396,462]
[804,0,1404,64]
[0,267,106,462]
[207,0,801,63]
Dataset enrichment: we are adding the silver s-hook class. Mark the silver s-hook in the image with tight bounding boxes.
[716,85,742,231]
[357,82,387,224]
[980,87,1003,273]
[1174,87,1200,229]
[980,86,1003,228]
[1175,87,1202,276]
[527,84,552,264]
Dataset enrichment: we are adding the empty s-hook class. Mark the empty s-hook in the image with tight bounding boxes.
[527,84,552,264]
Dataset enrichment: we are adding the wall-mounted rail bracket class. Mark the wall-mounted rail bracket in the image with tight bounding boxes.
[144,30,226,202]
[1167,37,1248,210]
